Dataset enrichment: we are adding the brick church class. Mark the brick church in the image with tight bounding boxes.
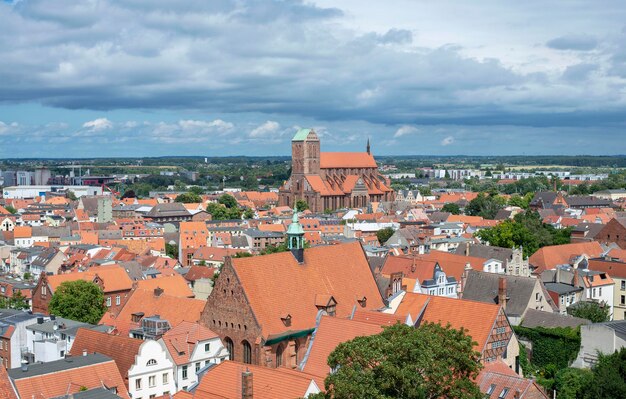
[278,128,394,212]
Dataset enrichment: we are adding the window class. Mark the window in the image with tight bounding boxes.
[204,343,210,352]
[535,293,539,300]
[150,395,156,399]
[106,297,112,307]
[148,375,156,388]
[42,286,47,296]
[225,337,234,360]
[182,365,188,380]
[593,288,596,297]
[621,295,625,305]
[496,327,506,335]
[60,350,65,357]
[162,373,169,384]
[487,384,496,395]
[146,359,157,366]
[195,362,201,372]
[135,378,142,390]
[599,287,602,296]
[243,340,252,364]
[622,281,625,291]
[276,344,284,367]
[116,295,121,305]
[560,296,564,304]
[498,387,510,398]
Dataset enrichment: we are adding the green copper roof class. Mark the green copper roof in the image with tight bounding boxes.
[292,128,312,141]
[286,207,305,235]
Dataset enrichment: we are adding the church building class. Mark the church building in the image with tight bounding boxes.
[278,129,394,212]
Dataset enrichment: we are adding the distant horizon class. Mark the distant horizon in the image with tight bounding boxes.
[2,1,626,157]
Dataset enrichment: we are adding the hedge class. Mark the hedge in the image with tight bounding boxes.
[513,325,580,369]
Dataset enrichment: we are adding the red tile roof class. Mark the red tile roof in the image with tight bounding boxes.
[230,241,385,338]
[162,321,219,366]
[320,152,377,169]
[100,289,206,337]
[301,316,384,377]
[394,293,501,352]
[191,361,320,399]
[477,360,547,398]
[47,264,133,293]
[69,328,142,384]
[529,241,604,274]
[135,274,194,298]
[0,365,17,399]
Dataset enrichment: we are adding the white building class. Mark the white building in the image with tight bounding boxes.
[129,339,177,399]
[2,185,103,199]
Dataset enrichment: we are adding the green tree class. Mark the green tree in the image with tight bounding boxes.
[312,323,483,399]
[508,192,533,209]
[295,199,309,212]
[120,189,136,199]
[584,347,626,398]
[188,186,205,195]
[4,205,17,214]
[66,191,77,201]
[218,194,238,208]
[166,243,178,259]
[419,186,432,196]
[567,301,610,323]
[554,367,593,399]
[0,291,30,310]
[465,192,506,219]
[207,202,242,220]
[441,203,461,215]
[48,280,107,324]
[174,192,202,203]
[376,227,395,245]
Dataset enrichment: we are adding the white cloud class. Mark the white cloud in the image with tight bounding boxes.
[82,118,113,131]
[249,121,281,138]
[394,125,419,138]
[441,136,455,146]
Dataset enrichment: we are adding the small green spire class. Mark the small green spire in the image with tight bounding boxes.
[286,205,305,249]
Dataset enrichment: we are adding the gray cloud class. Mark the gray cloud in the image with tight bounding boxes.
[546,34,598,51]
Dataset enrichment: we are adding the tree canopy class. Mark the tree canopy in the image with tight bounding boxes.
[174,192,202,203]
[567,301,610,323]
[441,203,461,215]
[376,227,395,245]
[465,192,506,219]
[311,322,483,399]
[295,199,309,212]
[48,280,107,324]
[476,210,571,257]
[0,291,30,310]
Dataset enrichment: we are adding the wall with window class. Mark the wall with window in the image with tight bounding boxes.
[128,339,176,399]
[171,336,228,390]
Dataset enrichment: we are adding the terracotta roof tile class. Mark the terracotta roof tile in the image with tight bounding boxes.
[135,274,194,298]
[69,328,142,384]
[13,226,32,239]
[192,361,319,399]
[529,242,604,274]
[47,264,133,293]
[0,365,17,399]
[100,289,205,336]
[230,242,385,338]
[162,321,219,366]
[319,152,377,169]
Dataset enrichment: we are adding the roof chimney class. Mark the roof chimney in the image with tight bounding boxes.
[20,359,28,372]
[411,256,416,273]
[82,349,87,357]
[465,243,470,257]
[242,369,253,399]
[573,269,580,288]
[498,277,507,310]
[154,287,164,297]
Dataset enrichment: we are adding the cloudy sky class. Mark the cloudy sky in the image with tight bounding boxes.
[1,0,625,158]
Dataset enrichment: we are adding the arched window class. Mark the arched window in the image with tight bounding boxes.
[276,344,284,368]
[294,340,300,368]
[224,337,234,361]
[146,359,157,366]
[242,340,252,364]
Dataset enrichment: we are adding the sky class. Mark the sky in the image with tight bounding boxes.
[1,0,626,158]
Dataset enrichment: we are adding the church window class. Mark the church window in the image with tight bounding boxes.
[276,344,284,367]
[224,337,234,360]
[242,340,252,364]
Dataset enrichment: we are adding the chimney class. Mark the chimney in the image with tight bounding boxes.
[242,369,253,399]
[37,317,44,324]
[50,315,56,321]
[411,257,416,273]
[573,269,580,287]
[82,349,88,357]
[465,243,470,257]
[20,360,28,372]
[498,277,507,310]
[154,287,164,297]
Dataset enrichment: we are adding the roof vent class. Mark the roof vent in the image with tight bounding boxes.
[154,287,164,297]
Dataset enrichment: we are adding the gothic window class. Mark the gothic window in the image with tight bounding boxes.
[242,340,252,364]
[276,344,284,368]
[224,337,234,361]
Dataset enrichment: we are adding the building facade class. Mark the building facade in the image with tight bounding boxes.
[279,129,394,212]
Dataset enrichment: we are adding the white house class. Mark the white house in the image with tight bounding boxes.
[129,339,177,399]
[581,270,615,318]
[159,321,228,392]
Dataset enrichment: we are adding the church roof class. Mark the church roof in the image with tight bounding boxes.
[292,128,314,141]
[320,152,377,169]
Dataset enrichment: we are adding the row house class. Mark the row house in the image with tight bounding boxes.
[379,256,458,299]
[32,264,134,315]
[9,247,43,275]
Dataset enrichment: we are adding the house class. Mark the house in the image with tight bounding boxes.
[573,321,626,368]
[588,258,626,320]
[595,217,626,249]
[461,271,556,325]
[455,243,530,277]
[29,247,66,275]
[99,288,206,338]
[528,241,605,275]
[520,308,589,329]
[386,292,521,372]
[178,222,210,267]
[477,360,548,399]
[242,229,285,250]
[379,255,458,298]
[199,239,385,367]
[7,353,129,399]
[32,264,134,315]
[0,309,43,369]
[529,191,568,210]
[24,316,107,364]
[0,276,35,309]
[145,203,192,225]
[160,321,228,392]
[187,361,322,399]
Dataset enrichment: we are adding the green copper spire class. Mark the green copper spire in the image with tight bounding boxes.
[286,205,305,249]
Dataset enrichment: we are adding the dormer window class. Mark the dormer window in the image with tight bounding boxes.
[357,296,367,308]
[131,312,144,323]
[315,294,337,317]
[280,314,292,327]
